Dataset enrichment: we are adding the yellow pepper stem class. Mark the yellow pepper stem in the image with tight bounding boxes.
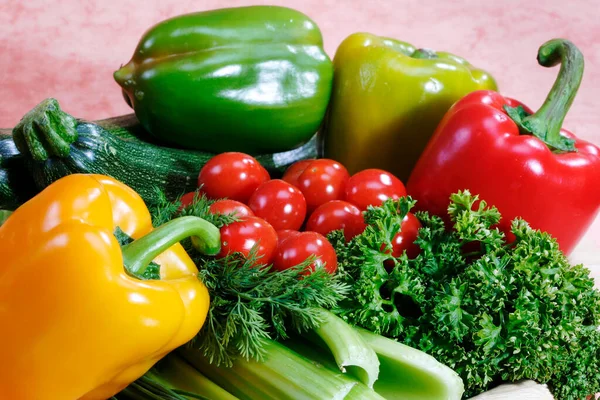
[122,216,221,276]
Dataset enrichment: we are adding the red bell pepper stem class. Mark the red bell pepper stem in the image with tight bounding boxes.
[504,39,583,153]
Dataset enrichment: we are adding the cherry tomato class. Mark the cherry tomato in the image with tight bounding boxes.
[345,169,406,210]
[383,212,422,269]
[218,216,278,266]
[273,231,337,274]
[178,192,198,211]
[209,199,254,218]
[306,200,366,241]
[283,159,350,212]
[280,159,313,188]
[277,229,300,246]
[248,179,307,231]
[391,213,421,258]
[198,152,270,202]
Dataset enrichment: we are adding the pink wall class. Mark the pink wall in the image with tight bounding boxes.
[1,0,599,140]
[1,0,599,259]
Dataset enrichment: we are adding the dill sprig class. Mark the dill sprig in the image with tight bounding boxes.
[190,247,350,366]
[149,188,237,228]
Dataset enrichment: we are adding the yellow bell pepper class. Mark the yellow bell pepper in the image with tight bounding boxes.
[0,174,220,400]
[323,33,498,181]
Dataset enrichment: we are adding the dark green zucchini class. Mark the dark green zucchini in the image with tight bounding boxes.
[1,98,320,209]
[0,131,38,210]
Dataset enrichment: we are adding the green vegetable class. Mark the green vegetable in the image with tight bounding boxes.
[120,308,461,400]
[306,309,380,388]
[285,312,463,400]
[115,6,333,154]
[343,383,387,400]
[154,355,238,400]
[330,191,600,399]
[175,309,384,400]
[281,338,385,400]
[0,132,36,210]
[112,372,202,400]
[357,328,464,400]
[2,98,318,210]
[180,338,357,400]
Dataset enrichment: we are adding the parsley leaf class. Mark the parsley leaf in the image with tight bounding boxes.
[139,263,161,281]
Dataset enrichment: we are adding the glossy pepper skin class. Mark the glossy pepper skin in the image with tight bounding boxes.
[0,174,219,399]
[323,32,497,182]
[407,39,600,255]
[115,6,333,154]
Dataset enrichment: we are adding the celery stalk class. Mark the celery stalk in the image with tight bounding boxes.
[178,339,357,400]
[343,381,387,400]
[155,355,239,400]
[282,338,385,400]
[306,309,380,388]
[114,371,196,400]
[357,328,465,400]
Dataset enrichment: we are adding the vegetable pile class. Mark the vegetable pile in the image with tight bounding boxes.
[134,146,600,399]
[1,4,599,400]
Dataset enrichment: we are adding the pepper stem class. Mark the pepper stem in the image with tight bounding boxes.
[122,216,221,277]
[504,39,583,153]
[411,48,438,60]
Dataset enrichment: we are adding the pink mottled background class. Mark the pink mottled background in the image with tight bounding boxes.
[0,0,598,264]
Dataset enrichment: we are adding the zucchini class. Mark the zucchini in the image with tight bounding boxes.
[1,98,319,209]
[0,131,37,210]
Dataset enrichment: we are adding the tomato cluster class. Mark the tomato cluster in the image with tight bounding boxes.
[182,152,421,274]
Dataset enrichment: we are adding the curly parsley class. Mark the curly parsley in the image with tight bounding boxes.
[331,190,600,399]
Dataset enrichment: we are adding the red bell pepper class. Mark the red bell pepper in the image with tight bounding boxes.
[407,39,600,255]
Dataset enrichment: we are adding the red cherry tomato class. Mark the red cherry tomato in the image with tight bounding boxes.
[209,199,254,218]
[391,213,422,259]
[283,159,350,212]
[383,212,422,269]
[218,216,278,267]
[273,231,337,274]
[276,229,300,246]
[198,152,270,202]
[281,159,313,188]
[345,169,406,210]
[178,192,198,211]
[306,200,366,241]
[248,179,307,231]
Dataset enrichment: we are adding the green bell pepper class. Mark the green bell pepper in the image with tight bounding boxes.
[323,33,498,181]
[115,6,333,154]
